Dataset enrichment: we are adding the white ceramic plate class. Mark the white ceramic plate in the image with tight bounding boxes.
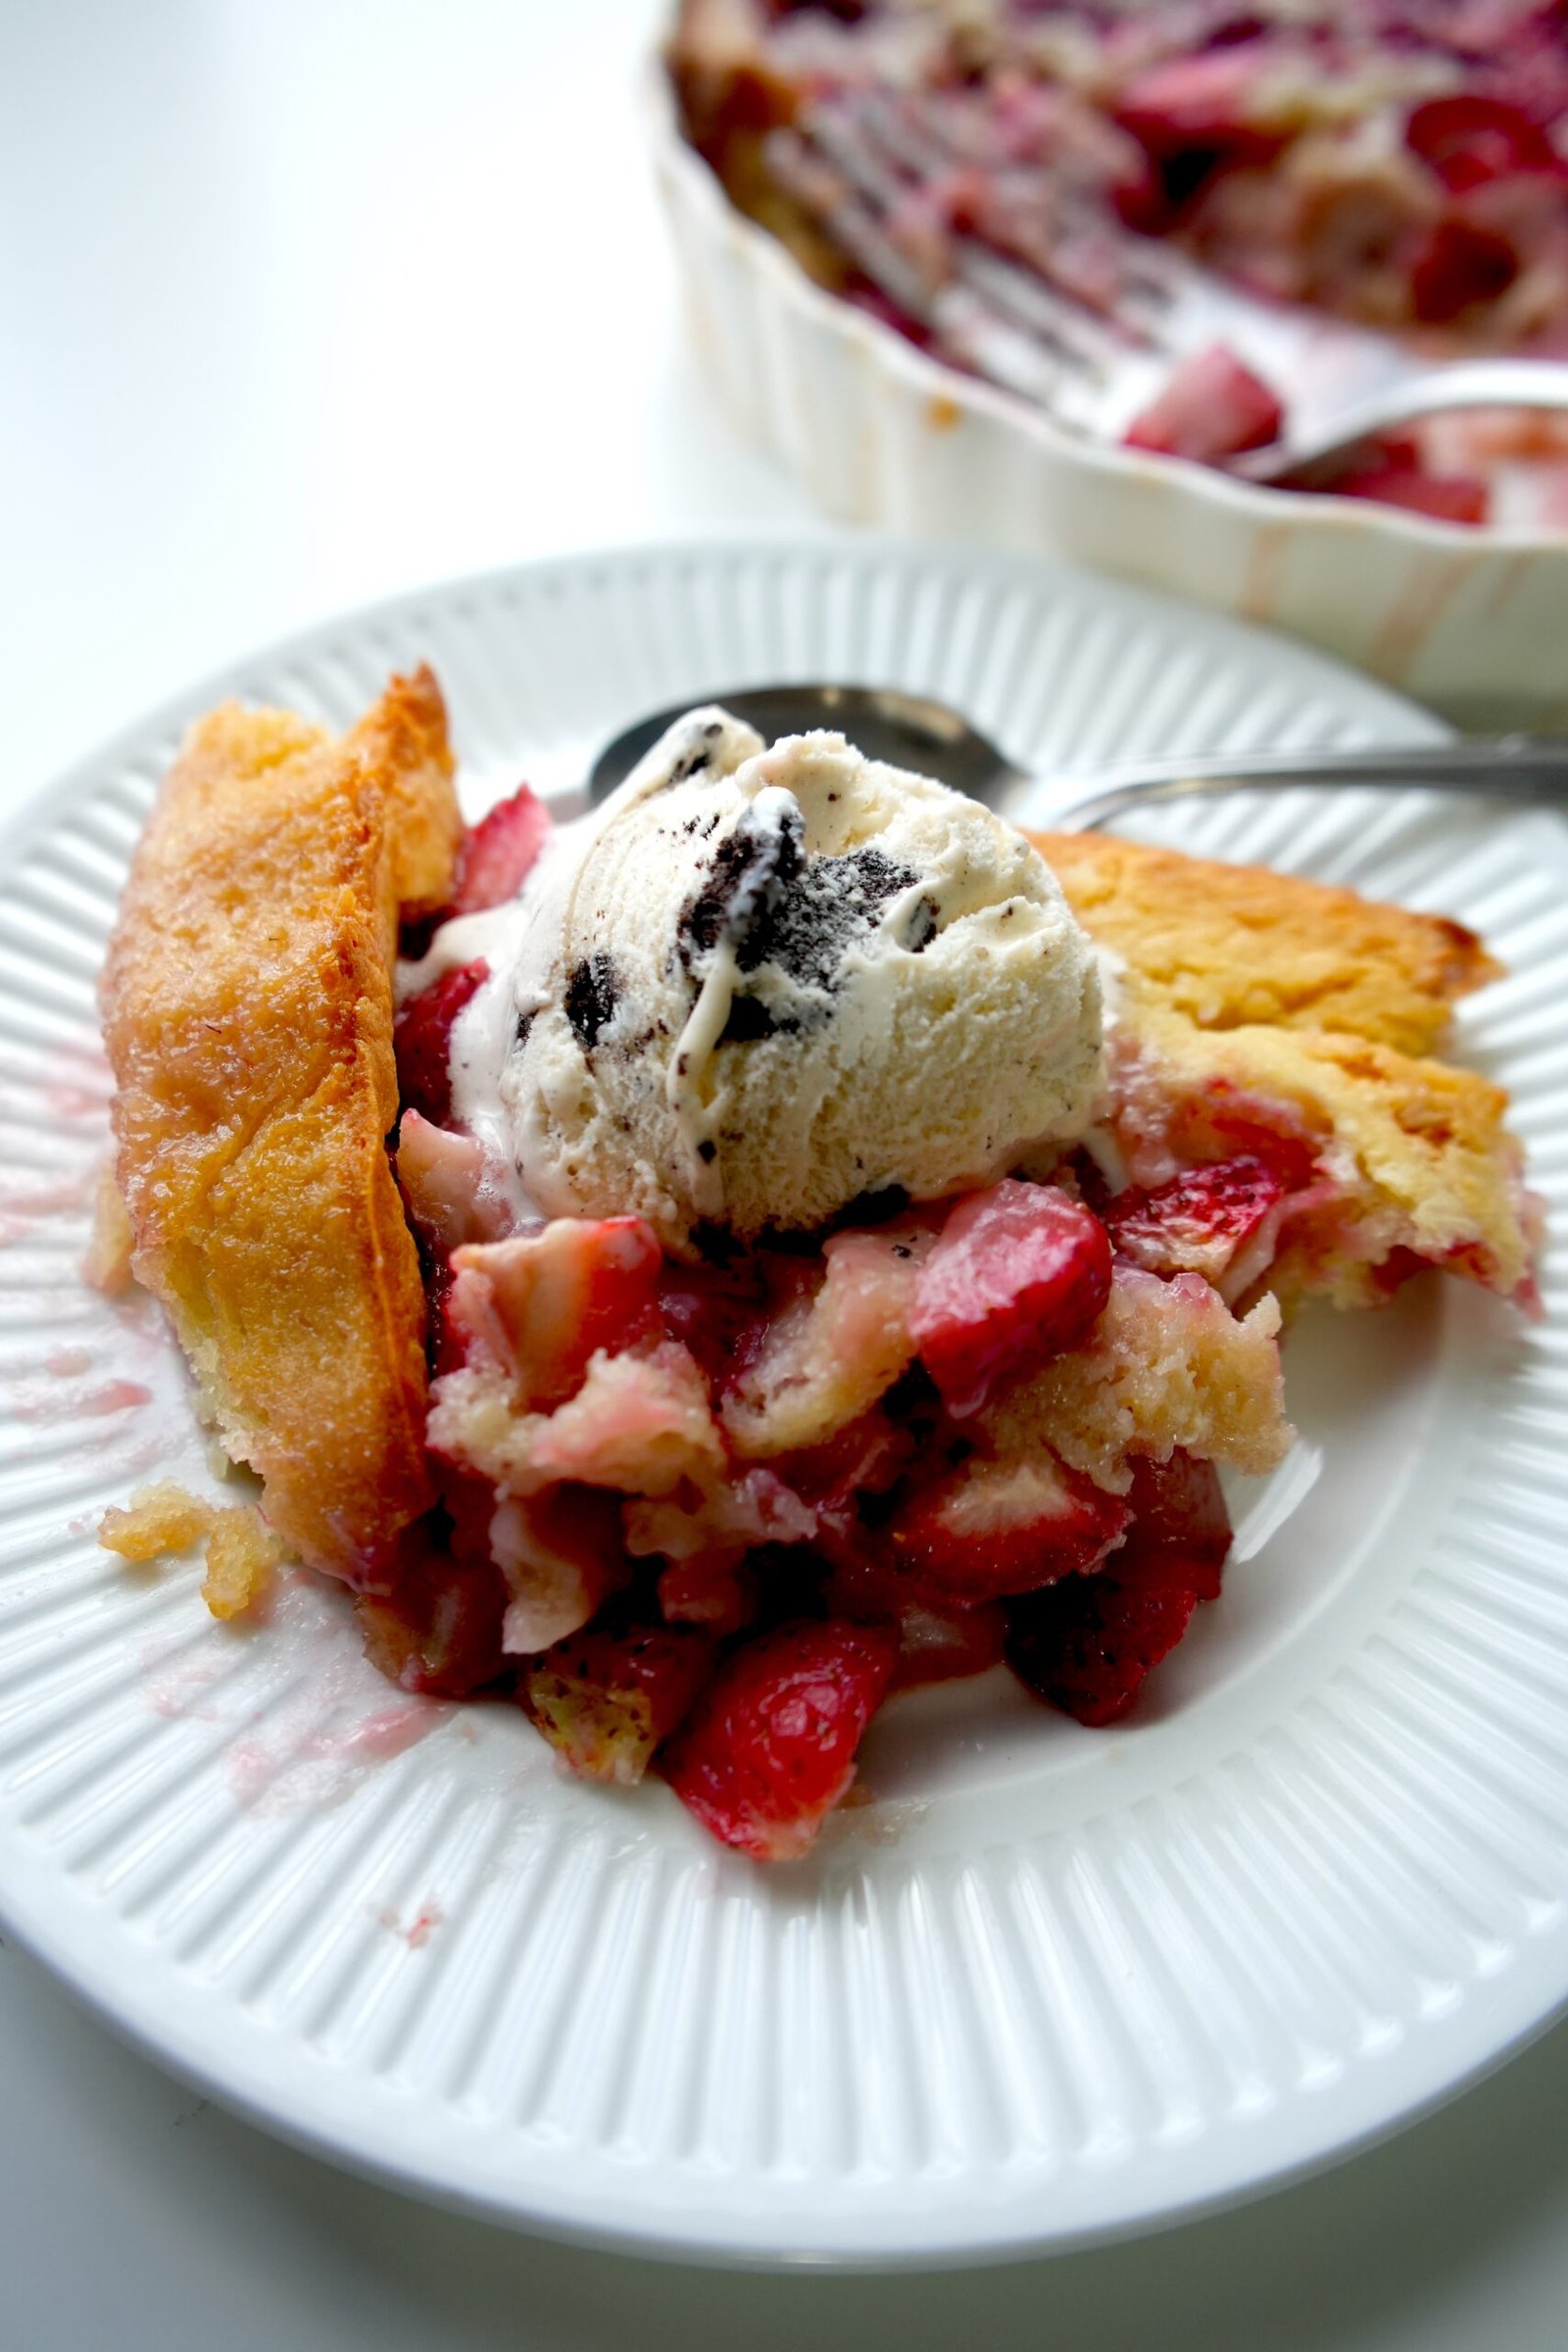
[1,537,1565,2270]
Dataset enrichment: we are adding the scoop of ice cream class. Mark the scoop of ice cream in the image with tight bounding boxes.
[448,707,1104,1249]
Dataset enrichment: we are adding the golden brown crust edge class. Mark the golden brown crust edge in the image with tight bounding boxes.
[1030,829,1531,1306]
[1030,829,1501,1057]
[99,667,462,1581]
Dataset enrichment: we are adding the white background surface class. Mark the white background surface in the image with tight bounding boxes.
[3,1,1568,2342]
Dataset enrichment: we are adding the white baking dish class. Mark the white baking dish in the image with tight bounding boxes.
[651,68,1568,732]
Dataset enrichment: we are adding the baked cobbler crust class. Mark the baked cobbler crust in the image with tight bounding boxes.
[1032,831,1500,1057]
[1031,827,1533,1308]
[99,667,462,1580]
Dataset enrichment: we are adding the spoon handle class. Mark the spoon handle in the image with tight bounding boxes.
[1231,359,1568,480]
[1046,735,1568,832]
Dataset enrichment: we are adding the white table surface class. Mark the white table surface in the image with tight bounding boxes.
[4,4,1567,2344]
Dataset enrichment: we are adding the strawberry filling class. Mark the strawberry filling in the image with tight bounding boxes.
[909,1180,1112,1417]
[365,791,1517,1859]
[394,959,490,1127]
[449,784,551,916]
[659,1620,900,1862]
[372,1124,1298,1853]
[1404,97,1561,197]
[1124,346,1284,466]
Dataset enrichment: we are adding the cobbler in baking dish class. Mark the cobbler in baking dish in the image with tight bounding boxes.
[95,671,1536,1860]
[670,0,1568,520]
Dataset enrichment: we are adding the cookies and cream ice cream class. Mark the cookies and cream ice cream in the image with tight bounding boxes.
[420,708,1104,1249]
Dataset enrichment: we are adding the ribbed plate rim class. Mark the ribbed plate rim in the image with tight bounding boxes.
[5,535,1568,2273]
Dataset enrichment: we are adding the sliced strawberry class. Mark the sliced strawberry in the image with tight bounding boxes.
[451,784,551,916]
[394,958,490,1126]
[1409,218,1519,324]
[1161,1084,1323,1195]
[782,1406,910,1498]
[1004,1552,1203,1728]
[1100,1154,1285,1293]
[1114,48,1286,221]
[821,1539,1010,1685]
[1114,48,1281,164]
[357,1521,509,1698]
[909,1180,1112,1418]
[657,1252,775,1388]
[660,1618,899,1861]
[448,1216,663,1406]
[657,1554,761,1639]
[1323,451,1490,526]
[1122,1448,1232,1600]
[1004,1449,1231,1725]
[489,1484,632,1654]
[395,1109,513,1256]
[1405,96,1560,194]
[519,1615,714,1787]
[888,1446,1129,1604]
[1125,344,1284,465]
[891,1600,1008,1691]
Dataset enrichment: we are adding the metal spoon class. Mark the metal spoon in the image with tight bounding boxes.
[587,683,1568,831]
[1224,357,1568,487]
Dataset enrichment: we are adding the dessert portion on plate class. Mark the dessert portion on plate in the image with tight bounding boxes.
[669,0,1568,522]
[97,672,1536,1860]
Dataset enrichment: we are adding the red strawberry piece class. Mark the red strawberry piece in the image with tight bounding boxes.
[1100,1154,1284,1290]
[357,1524,509,1699]
[1409,218,1519,324]
[660,1618,899,1861]
[1004,1553,1203,1728]
[888,1447,1130,1604]
[892,1600,1008,1691]
[657,1252,775,1388]
[491,1482,635,1654]
[394,958,490,1126]
[1322,451,1490,526]
[1405,96,1559,194]
[658,1554,761,1640]
[1111,146,1172,233]
[1162,1086,1322,1194]
[448,1216,664,1406]
[519,1616,715,1786]
[910,1180,1112,1417]
[451,785,551,916]
[1125,344,1285,465]
[777,1407,914,1518]
[1122,1449,1232,1601]
[1005,1448,1232,1725]
[1114,48,1283,168]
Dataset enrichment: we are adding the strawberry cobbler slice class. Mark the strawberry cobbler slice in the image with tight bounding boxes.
[97,678,1536,1867]
[357,714,1532,1862]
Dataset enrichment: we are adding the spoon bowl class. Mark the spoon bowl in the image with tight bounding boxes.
[588,684,1027,807]
[589,682,1568,829]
